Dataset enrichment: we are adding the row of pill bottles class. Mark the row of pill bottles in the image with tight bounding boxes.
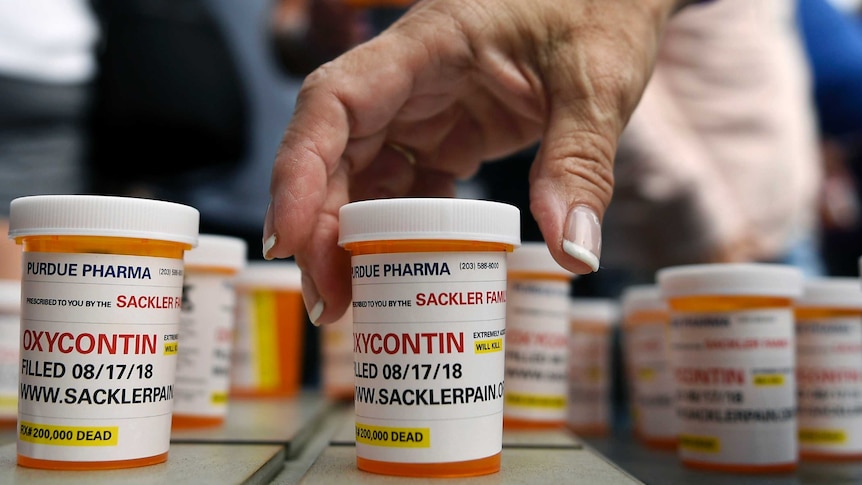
[499,242,619,434]
[326,239,622,439]
[8,194,311,470]
[623,265,862,472]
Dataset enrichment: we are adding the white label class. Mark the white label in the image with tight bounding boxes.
[173,272,236,418]
[503,278,569,422]
[18,252,183,462]
[670,309,796,465]
[797,316,862,455]
[351,252,506,464]
[626,321,676,441]
[567,326,611,431]
[0,312,19,420]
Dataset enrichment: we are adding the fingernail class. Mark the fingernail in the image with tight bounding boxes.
[301,272,324,326]
[262,234,277,261]
[562,205,601,273]
[262,201,277,260]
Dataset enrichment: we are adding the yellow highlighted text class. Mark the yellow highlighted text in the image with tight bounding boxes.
[800,429,847,445]
[356,423,429,448]
[19,422,118,447]
[679,434,720,453]
[474,338,503,354]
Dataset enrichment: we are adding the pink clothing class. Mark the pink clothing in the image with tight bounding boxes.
[603,0,822,270]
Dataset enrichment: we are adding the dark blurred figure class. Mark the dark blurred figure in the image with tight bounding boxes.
[798,0,862,276]
[87,0,248,235]
[88,0,370,260]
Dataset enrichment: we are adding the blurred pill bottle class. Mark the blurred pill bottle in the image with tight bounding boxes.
[658,263,802,473]
[0,280,20,425]
[567,297,619,437]
[620,284,676,449]
[230,260,305,398]
[796,276,862,461]
[503,241,574,429]
[321,308,355,401]
[173,234,247,428]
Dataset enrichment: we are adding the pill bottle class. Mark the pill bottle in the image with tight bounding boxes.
[503,241,574,429]
[339,198,520,478]
[795,276,862,461]
[0,280,21,425]
[321,308,355,401]
[8,194,199,470]
[567,297,619,437]
[172,234,247,428]
[230,260,305,398]
[620,284,676,449]
[657,263,802,473]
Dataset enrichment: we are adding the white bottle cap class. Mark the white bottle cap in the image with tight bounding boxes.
[620,284,667,316]
[508,241,574,277]
[338,198,520,247]
[8,195,199,247]
[235,260,302,290]
[185,234,248,271]
[0,280,20,314]
[570,297,620,326]
[657,263,803,299]
[797,277,862,310]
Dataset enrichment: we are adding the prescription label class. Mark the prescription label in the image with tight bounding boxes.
[18,252,182,462]
[670,308,796,466]
[626,321,676,441]
[503,278,569,422]
[173,272,235,418]
[797,316,862,455]
[351,252,506,463]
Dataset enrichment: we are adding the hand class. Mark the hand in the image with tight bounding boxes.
[264,0,693,324]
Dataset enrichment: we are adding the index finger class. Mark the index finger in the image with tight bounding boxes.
[263,33,426,260]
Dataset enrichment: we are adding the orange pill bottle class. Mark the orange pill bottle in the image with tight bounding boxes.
[172,234,247,428]
[503,241,574,429]
[620,284,676,449]
[339,198,520,477]
[230,261,305,398]
[795,276,862,461]
[8,195,199,470]
[566,297,619,437]
[658,263,802,473]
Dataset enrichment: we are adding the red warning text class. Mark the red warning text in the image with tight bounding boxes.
[675,367,746,385]
[354,332,464,355]
[798,368,862,384]
[22,330,158,355]
[116,295,180,309]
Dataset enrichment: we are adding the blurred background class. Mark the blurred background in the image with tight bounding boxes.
[2,0,862,423]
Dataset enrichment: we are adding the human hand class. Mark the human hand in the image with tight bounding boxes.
[264,0,695,324]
